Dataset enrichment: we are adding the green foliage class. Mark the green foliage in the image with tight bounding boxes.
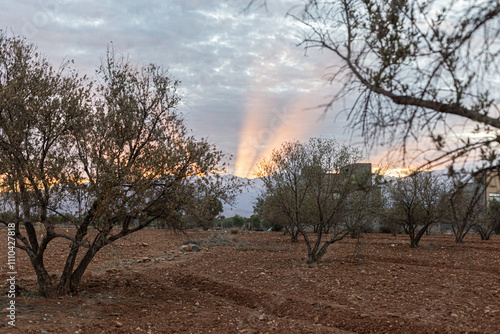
[46,214,79,227]
[216,214,247,229]
[247,214,264,229]
[0,211,17,224]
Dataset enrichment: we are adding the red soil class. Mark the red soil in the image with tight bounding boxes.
[1,229,499,333]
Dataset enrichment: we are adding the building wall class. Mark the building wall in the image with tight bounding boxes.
[341,163,372,187]
[486,171,500,205]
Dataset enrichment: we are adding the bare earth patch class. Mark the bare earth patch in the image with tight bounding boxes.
[1,229,499,333]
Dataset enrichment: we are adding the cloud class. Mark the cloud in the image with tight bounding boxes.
[0,0,364,174]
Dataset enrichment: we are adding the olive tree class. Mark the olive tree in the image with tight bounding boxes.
[474,199,500,240]
[0,32,91,297]
[385,170,447,247]
[255,140,309,242]
[0,34,240,297]
[183,183,225,230]
[256,137,373,263]
[256,192,290,232]
[444,171,496,242]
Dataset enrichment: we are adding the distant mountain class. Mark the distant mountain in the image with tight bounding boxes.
[222,177,263,218]
[57,175,265,219]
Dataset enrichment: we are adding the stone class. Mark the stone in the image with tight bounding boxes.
[180,243,200,253]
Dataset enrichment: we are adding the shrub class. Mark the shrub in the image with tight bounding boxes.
[199,233,233,248]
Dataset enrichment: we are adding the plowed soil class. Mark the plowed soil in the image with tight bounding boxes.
[1,229,499,333]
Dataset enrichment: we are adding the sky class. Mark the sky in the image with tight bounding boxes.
[0,0,388,177]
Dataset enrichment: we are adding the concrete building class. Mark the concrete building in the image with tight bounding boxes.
[340,163,373,187]
[484,170,500,205]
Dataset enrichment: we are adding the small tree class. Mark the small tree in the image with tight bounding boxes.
[344,188,381,238]
[256,140,310,242]
[444,171,495,242]
[300,140,368,263]
[256,137,371,263]
[385,171,446,248]
[0,32,91,297]
[474,199,500,240]
[379,206,402,236]
[247,214,263,230]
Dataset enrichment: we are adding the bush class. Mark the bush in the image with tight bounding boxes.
[199,233,233,248]
[215,214,248,229]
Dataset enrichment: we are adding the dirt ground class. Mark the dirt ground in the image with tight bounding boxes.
[0,228,499,333]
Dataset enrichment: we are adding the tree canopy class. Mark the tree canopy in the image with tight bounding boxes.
[384,170,447,247]
[255,137,378,263]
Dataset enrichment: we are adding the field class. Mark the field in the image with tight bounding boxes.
[1,229,499,333]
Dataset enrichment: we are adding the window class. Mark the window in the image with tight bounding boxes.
[489,193,500,202]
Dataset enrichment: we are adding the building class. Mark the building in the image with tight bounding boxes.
[485,170,500,205]
[340,163,373,188]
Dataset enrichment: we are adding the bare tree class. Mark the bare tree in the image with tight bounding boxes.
[0,34,241,297]
[256,140,310,242]
[474,199,500,240]
[385,171,447,247]
[300,140,368,263]
[256,137,372,263]
[444,171,492,242]
[291,0,500,173]
[344,186,382,238]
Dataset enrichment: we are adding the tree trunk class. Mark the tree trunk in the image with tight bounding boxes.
[69,248,98,294]
[58,243,82,294]
[408,231,419,248]
[288,225,299,243]
[31,257,57,298]
[454,225,465,243]
[58,239,106,295]
[58,203,98,294]
[306,242,330,264]
[412,223,432,248]
[408,226,418,248]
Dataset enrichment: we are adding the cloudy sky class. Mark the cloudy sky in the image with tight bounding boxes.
[1,0,380,177]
